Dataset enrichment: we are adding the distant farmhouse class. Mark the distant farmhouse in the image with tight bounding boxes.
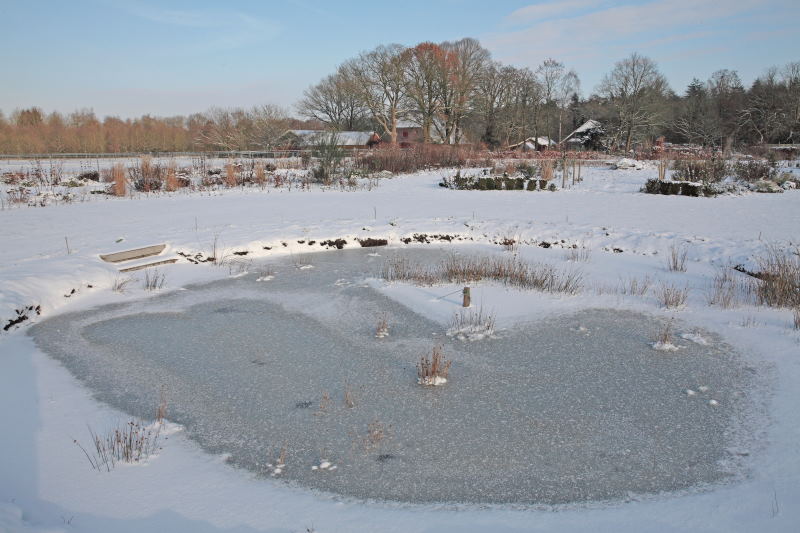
[507,136,556,152]
[561,119,606,151]
[396,120,471,147]
[278,130,381,150]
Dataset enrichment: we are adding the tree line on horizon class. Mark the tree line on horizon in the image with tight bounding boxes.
[1,38,798,155]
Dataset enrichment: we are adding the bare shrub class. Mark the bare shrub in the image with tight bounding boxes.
[732,159,777,183]
[751,245,800,308]
[131,156,163,192]
[417,345,451,386]
[707,266,744,308]
[666,244,688,272]
[658,283,689,309]
[672,158,728,183]
[143,269,165,291]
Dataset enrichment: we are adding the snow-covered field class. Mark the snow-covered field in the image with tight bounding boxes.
[1,162,799,532]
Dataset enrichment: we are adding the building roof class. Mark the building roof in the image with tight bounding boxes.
[561,120,603,144]
[282,130,377,147]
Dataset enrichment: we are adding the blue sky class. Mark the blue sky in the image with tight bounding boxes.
[1,0,797,118]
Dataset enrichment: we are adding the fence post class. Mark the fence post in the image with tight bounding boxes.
[462,287,471,308]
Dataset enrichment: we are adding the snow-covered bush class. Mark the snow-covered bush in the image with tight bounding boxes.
[732,159,776,184]
[671,158,728,184]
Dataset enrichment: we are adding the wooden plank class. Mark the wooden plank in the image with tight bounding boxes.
[100,244,166,263]
[119,258,177,273]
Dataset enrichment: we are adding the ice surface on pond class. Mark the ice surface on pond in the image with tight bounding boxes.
[30,248,760,506]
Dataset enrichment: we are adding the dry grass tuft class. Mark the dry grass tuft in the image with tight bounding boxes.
[343,382,356,409]
[658,283,689,309]
[417,345,451,386]
[793,308,800,330]
[618,275,652,296]
[655,319,674,345]
[143,269,166,291]
[751,245,800,308]
[111,275,135,293]
[564,247,591,263]
[374,313,389,338]
[707,266,744,308]
[666,244,688,272]
[448,306,496,340]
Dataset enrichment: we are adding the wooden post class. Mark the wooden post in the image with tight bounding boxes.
[462,287,471,308]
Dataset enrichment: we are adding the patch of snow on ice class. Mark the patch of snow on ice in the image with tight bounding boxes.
[681,332,710,345]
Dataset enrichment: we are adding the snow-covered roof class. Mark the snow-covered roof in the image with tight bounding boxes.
[283,130,376,147]
[561,119,603,144]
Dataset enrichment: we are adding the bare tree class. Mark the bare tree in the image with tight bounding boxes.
[347,45,409,144]
[536,59,580,142]
[598,53,669,151]
[297,67,370,131]
[402,42,445,142]
[435,38,490,144]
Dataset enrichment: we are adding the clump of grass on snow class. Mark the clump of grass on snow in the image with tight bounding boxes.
[447,305,496,341]
[417,345,451,386]
[382,254,582,294]
[751,245,800,308]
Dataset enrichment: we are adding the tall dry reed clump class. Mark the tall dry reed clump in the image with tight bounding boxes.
[225,162,238,187]
[111,163,126,196]
[254,162,266,186]
[164,161,178,192]
[540,160,554,182]
[752,245,800,308]
[355,144,478,174]
[382,253,582,294]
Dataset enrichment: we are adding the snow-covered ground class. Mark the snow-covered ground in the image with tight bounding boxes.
[1,162,799,532]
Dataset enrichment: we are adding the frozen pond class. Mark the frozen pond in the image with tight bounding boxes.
[30,248,760,505]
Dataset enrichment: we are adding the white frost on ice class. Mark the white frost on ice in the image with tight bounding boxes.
[418,376,448,386]
[652,341,680,352]
[681,332,709,345]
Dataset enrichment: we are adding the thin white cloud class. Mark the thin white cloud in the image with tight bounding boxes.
[118,1,280,51]
[506,0,604,24]
[486,0,766,84]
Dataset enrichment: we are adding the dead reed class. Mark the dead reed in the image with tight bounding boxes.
[374,313,389,338]
[448,305,496,339]
[111,163,126,196]
[707,266,743,308]
[751,245,800,308]
[143,269,166,291]
[417,345,451,386]
[382,254,582,294]
[666,244,688,272]
[658,283,689,309]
